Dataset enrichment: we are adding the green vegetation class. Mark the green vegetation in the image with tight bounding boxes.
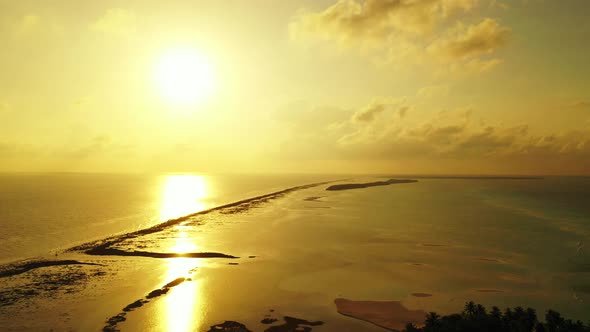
[403,302,590,332]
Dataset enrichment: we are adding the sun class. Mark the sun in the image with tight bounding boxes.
[154,48,216,105]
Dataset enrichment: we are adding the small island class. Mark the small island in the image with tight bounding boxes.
[326,179,418,191]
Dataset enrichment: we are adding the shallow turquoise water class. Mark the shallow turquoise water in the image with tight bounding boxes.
[314,177,590,320]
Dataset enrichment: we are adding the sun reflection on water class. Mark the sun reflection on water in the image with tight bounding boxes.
[159,174,211,221]
[163,256,204,332]
[169,229,200,253]
[157,174,209,331]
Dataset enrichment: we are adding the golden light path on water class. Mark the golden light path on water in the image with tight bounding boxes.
[163,257,204,332]
[159,174,210,222]
[158,174,211,331]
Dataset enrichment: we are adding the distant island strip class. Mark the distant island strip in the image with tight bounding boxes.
[384,175,544,180]
[326,179,418,191]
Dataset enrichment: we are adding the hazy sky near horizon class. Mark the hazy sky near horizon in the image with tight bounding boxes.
[1,0,589,174]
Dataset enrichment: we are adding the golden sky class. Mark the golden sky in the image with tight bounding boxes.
[1,0,589,175]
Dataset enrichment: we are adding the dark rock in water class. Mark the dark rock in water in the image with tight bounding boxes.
[261,318,278,324]
[103,313,127,332]
[123,299,146,312]
[207,321,252,332]
[103,277,190,331]
[146,277,185,298]
[326,179,417,191]
[264,316,324,332]
[146,288,169,299]
[164,277,185,288]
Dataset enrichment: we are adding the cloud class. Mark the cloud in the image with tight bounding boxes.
[276,98,590,173]
[66,135,112,159]
[291,0,457,43]
[441,57,503,76]
[463,57,503,72]
[416,85,450,99]
[18,14,40,31]
[0,102,9,113]
[441,0,479,17]
[0,141,43,165]
[428,18,511,60]
[398,106,409,118]
[349,98,409,133]
[0,142,20,159]
[489,0,510,10]
[352,99,390,122]
[90,8,136,36]
[4,13,63,37]
[0,134,140,172]
[568,100,590,109]
[291,1,509,75]
[275,101,351,133]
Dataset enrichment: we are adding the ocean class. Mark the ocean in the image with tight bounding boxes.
[0,174,589,330]
[0,173,331,264]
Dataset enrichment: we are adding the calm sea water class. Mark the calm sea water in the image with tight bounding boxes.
[0,173,331,263]
[1,174,590,328]
[0,174,588,270]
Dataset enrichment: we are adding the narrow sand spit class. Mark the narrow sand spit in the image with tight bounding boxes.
[326,179,417,191]
[0,259,103,277]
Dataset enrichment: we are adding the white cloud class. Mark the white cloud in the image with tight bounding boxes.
[291,1,510,75]
[416,85,451,99]
[427,18,511,60]
[275,97,590,174]
[90,8,136,36]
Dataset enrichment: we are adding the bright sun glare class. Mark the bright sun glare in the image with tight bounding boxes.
[154,48,216,105]
[159,174,209,221]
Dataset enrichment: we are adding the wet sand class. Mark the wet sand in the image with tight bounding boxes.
[334,298,426,331]
[0,259,103,278]
[84,247,238,259]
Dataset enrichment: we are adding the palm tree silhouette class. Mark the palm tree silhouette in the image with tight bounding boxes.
[463,301,477,318]
[424,312,441,332]
[401,302,589,332]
